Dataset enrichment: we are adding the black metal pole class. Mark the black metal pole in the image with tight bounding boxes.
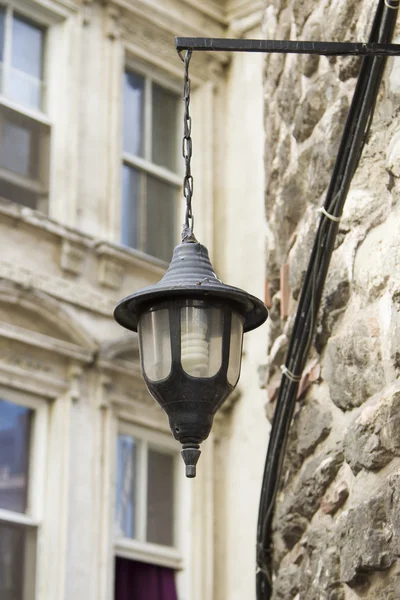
[176,37,400,57]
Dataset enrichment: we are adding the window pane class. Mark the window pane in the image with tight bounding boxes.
[115,435,137,539]
[10,15,44,110]
[123,71,145,156]
[0,399,32,514]
[0,104,47,181]
[0,178,38,209]
[146,176,177,262]
[147,449,174,547]
[121,164,142,249]
[152,83,179,171]
[0,7,5,63]
[0,522,36,600]
[1,118,32,177]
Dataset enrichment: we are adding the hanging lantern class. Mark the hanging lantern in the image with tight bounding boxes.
[114,50,268,476]
[114,240,267,477]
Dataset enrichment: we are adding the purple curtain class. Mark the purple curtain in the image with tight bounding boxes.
[115,557,178,600]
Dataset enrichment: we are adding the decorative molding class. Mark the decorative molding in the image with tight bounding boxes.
[0,281,98,351]
[60,239,87,276]
[0,360,68,399]
[95,373,113,409]
[94,241,167,278]
[82,0,95,26]
[104,2,122,40]
[226,0,263,22]
[97,256,124,290]
[98,359,142,379]
[114,0,229,81]
[0,260,116,317]
[114,0,225,40]
[0,322,94,364]
[228,10,263,37]
[67,364,84,402]
[0,202,93,248]
[99,336,139,361]
[0,338,54,376]
[181,0,226,25]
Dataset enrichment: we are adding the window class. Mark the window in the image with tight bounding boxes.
[121,69,181,263]
[0,393,46,600]
[114,424,182,600]
[0,5,50,211]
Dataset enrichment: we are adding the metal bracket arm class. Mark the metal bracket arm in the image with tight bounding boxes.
[175,37,400,57]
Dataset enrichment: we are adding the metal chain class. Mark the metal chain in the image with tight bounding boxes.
[180,49,196,242]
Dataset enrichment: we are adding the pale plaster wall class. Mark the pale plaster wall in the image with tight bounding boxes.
[212,24,270,600]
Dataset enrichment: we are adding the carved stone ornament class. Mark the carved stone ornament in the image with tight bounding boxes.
[97,256,124,290]
[60,239,86,276]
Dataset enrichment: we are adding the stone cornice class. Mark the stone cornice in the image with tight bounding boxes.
[106,0,229,74]
[94,241,166,277]
[181,0,226,25]
[0,322,95,363]
[109,0,224,38]
[226,0,264,22]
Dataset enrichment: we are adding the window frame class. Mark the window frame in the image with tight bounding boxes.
[0,386,48,600]
[121,58,183,260]
[114,421,185,571]
[0,1,51,211]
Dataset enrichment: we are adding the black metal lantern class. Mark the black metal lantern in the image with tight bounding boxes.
[114,49,267,476]
[114,240,267,477]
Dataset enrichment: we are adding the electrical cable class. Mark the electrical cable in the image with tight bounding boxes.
[256,2,399,598]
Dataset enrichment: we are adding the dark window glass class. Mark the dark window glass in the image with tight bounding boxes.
[0,399,32,514]
[115,435,137,539]
[0,103,49,210]
[123,71,145,157]
[0,178,38,208]
[146,176,177,262]
[146,449,174,546]
[0,7,5,64]
[151,82,179,172]
[0,522,36,600]
[121,165,142,249]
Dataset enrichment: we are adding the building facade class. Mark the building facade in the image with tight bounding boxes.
[0,1,268,600]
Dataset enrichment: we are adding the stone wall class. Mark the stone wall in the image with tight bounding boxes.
[263,1,400,598]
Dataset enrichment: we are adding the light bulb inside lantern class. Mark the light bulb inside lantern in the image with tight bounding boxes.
[180,304,223,378]
[181,315,209,377]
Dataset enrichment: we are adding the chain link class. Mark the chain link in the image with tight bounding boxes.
[180,49,196,242]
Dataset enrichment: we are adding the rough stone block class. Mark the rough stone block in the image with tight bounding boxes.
[298,525,344,600]
[307,96,350,197]
[343,386,400,473]
[354,210,400,301]
[323,319,384,410]
[337,486,397,586]
[301,15,322,78]
[321,479,349,515]
[293,73,338,143]
[296,399,332,458]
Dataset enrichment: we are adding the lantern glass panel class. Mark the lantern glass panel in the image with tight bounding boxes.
[139,309,172,382]
[227,312,244,386]
[180,303,223,378]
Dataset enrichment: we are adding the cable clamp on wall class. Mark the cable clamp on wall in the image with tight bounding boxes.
[317,206,341,222]
[280,365,301,382]
[385,0,399,9]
